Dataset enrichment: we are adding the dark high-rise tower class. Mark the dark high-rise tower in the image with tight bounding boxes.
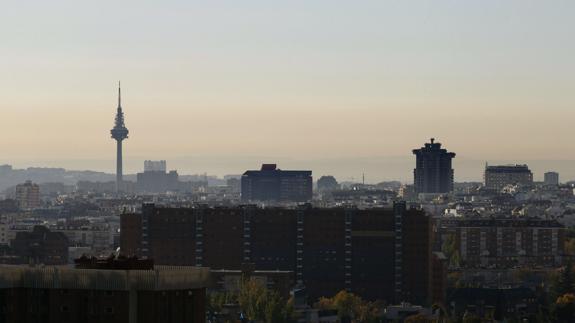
[110,82,129,193]
[412,138,455,194]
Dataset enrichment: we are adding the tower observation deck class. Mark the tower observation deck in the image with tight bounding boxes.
[110,82,129,193]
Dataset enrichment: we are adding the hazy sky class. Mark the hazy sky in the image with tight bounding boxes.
[1,1,574,182]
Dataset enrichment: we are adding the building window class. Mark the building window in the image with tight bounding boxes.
[105,307,115,314]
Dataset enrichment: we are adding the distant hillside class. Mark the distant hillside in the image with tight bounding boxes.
[0,165,116,191]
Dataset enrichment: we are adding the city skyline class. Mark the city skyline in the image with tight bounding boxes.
[2,2,575,321]
[0,155,572,184]
[1,1,574,182]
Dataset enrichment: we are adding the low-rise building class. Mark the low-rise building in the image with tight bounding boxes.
[438,218,564,268]
[448,288,538,321]
[53,224,114,251]
[0,260,210,323]
[11,225,69,265]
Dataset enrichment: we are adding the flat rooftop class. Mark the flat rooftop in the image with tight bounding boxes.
[0,265,211,291]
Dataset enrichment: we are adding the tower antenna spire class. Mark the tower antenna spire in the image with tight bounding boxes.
[118,81,121,108]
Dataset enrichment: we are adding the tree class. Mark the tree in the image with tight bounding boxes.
[355,301,380,323]
[564,239,575,256]
[461,311,481,323]
[206,291,234,314]
[404,313,432,323]
[316,296,334,310]
[332,290,361,320]
[317,176,340,192]
[315,290,380,323]
[442,233,461,269]
[238,279,268,321]
[557,260,575,296]
[447,272,463,289]
[264,291,294,323]
[431,303,450,323]
[237,278,294,323]
[555,293,575,322]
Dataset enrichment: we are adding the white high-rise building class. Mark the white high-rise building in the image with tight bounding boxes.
[144,160,167,172]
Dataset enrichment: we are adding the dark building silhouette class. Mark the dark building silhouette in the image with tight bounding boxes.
[110,82,129,193]
[121,202,438,304]
[412,138,456,194]
[11,226,69,265]
[0,262,209,323]
[241,164,312,202]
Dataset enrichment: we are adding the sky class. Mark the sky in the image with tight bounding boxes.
[1,1,574,182]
